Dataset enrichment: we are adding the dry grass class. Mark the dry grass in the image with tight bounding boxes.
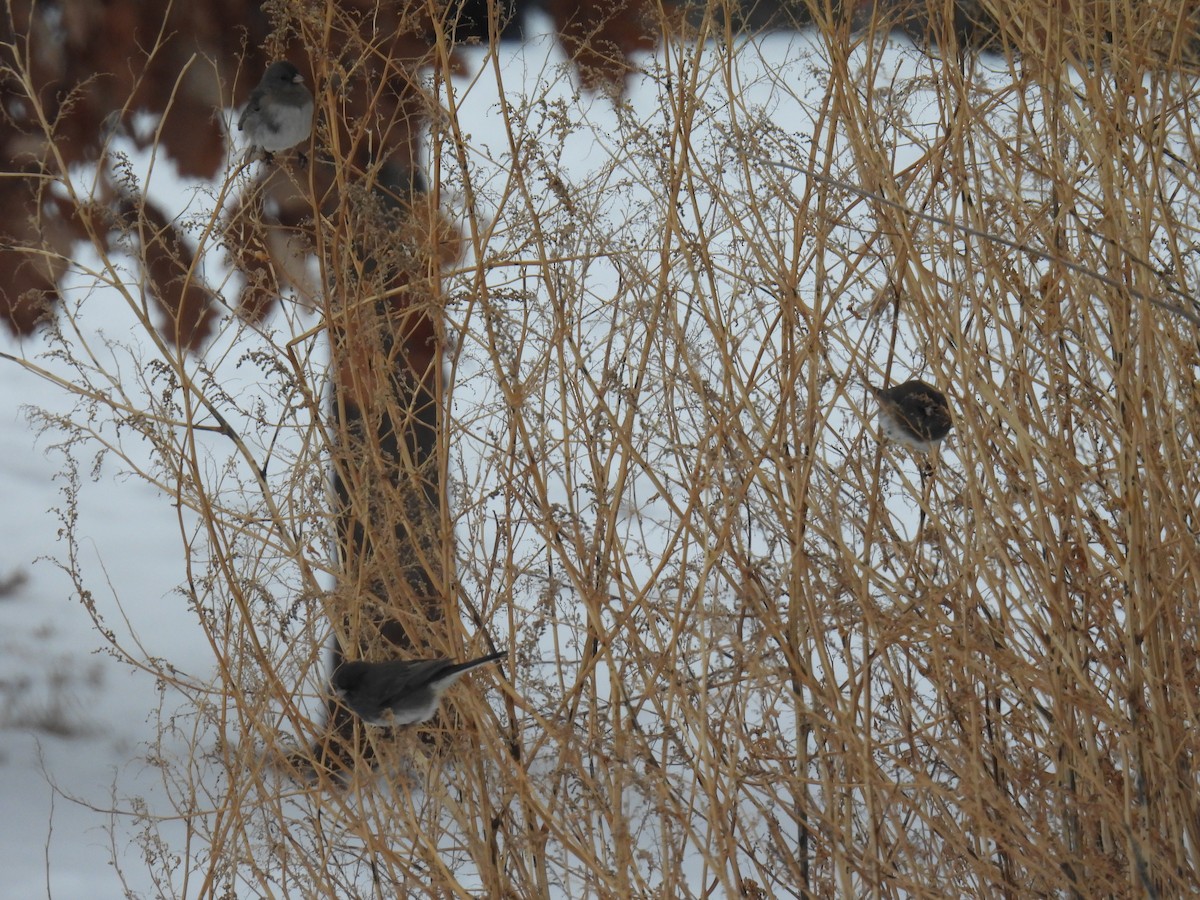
[5,0,1200,896]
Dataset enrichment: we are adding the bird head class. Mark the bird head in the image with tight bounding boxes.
[330,661,370,697]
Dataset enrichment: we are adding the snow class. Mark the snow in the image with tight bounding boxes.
[0,346,196,897]
[0,20,983,896]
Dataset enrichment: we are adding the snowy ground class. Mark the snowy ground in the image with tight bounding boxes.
[0,350,199,897]
[0,22,947,896]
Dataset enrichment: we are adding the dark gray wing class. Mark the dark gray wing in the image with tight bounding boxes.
[892,382,952,441]
[237,87,264,131]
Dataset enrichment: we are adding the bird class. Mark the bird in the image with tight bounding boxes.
[867,379,953,452]
[237,61,313,160]
[331,652,505,726]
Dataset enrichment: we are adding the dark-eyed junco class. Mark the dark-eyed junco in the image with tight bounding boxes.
[331,652,504,726]
[237,61,313,159]
[867,379,953,452]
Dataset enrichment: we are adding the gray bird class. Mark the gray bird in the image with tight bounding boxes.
[867,379,953,452]
[332,652,505,726]
[238,61,313,159]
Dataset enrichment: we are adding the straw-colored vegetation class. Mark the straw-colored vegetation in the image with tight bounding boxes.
[4,1,1200,896]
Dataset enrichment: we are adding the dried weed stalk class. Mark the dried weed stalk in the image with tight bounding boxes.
[3,1,1200,897]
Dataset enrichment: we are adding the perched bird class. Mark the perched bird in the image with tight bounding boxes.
[332,652,505,726]
[237,61,313,160]
[867,379,953,452]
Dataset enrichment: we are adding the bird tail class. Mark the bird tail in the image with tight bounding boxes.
[862,377,885,399]
[444,651,506,677]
